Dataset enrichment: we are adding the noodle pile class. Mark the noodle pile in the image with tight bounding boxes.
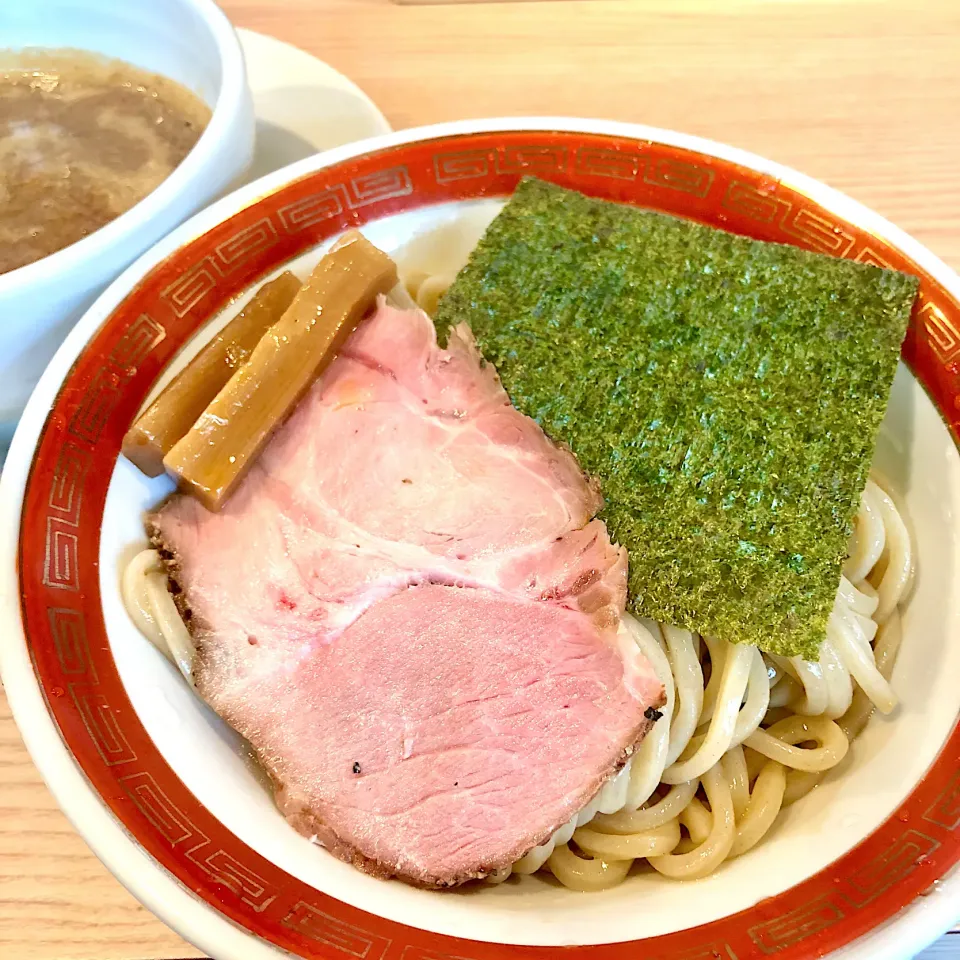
[495,479,911,890]
[123,272,915,892]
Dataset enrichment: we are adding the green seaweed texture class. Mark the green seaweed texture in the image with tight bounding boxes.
[433,178,918,658]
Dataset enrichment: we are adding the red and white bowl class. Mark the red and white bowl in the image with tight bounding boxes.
[3,119,960,960]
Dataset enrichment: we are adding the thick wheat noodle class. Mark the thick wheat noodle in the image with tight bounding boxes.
[513,761,636,875]
[662,642,753,783]
[122,549,195,682]
[841,609,903,740]
[510,814,578,875]
[386,281,420,311]
[766,659,784,688]
[547,842,632,892]
[818,638,854,719]
[853,611,879,647]
[595,781,699,835]
[869,481,913,624]
[574,820,681,861]
[761,708,798,729]
[723,746,751,820]
[624,620,676,808]
[648,765,737,879]
[781,768,825,807]
[844,483,885,583]
[662,625,704,767]
[782,654,829,716]
[659,646,767,784]
[830,610,897,713]
[768,657,821,715]
[123,549,162,640]
[743,715,849,772]
[731,648,773,745]
[778,566,888,720]
[839,575,879,617]
[699,634,727,724]
[409,273,454,317]
[677,797,712,847]
[783,610,904,807]
[768,673,802,709]
[729,760,787,858]
[699,641,771,747]
[743,746,767,781]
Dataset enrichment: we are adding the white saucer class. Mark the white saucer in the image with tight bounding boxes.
[237,28,392,182]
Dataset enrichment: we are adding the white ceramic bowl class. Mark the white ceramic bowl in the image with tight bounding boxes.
[0,0,255,448]
[3,119,960,960]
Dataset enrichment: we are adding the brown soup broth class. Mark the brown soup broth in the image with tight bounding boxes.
[0,49,211,275]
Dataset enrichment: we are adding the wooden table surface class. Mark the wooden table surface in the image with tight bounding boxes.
[3,0,960,957]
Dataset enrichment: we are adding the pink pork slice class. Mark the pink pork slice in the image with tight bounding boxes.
[150,299,664,887]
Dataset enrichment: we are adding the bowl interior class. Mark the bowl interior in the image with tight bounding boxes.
[1,0,222,107]
[99,199,960,947]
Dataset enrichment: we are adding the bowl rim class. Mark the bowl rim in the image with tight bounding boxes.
[3,116,960,960]
[0,0,248,294]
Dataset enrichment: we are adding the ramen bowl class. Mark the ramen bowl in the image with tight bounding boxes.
[2,119,960,960]
[0,0,255,449]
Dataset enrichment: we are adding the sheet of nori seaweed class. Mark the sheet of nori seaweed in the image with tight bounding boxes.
[433,178,918,658]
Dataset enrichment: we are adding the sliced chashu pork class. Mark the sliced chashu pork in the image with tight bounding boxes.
[150,299,664,886]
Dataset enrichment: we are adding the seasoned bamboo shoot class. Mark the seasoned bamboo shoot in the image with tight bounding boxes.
[122,272,301,476]
[163,232,398,510]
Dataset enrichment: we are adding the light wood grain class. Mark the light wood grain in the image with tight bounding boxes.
[225,0,960,273]
[0,686,200,960]
[3,1,960,957]
[392,1,588,6]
